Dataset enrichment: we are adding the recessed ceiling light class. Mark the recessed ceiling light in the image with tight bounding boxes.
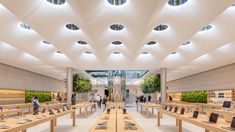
[154,24,168,31]
[141,51,149,54]
[112,41,122,45]
[85,51,92,54]
[201,24,212,31]
[107,0,127,6]
[77,41,87,45]
[168,0,188,6]
[171,51,177,54]
[42,40,52,45]
[146,41,157,45]
[232,3,235,6]
[56,51,63,54]
[110,24,124,31]
[113,51,121,54]
[182,41,190,46]
[47,0,66,5]
[65,24,80,30]
[20,23,31,30]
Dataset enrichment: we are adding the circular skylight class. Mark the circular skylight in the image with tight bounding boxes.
[20,23,31,30]
[113,51,121,54]
[168,0,188,6]
[47,0,66,5]
[201,24,212,31]
[112,41,122,45]
[85,51,92,54]
[42,40,52,45]
[141,51,149,54]
[171,51,177,54]
[77,41,87,45]
[146,41,157,45]
[65,24,80,30]
[56,51,63,54]
[154,24,168,31]
[107,0,127,6]
[182,41,190,46]
[110,24,124,31]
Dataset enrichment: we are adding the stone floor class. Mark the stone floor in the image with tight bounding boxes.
[28,106,205,132]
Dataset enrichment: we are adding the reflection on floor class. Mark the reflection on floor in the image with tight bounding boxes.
[28,106,204,132]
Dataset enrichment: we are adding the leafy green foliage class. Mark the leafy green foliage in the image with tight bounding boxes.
[121,79,126,101]
[73,74,92,93]
[141,74,160,94]
[182,91,207,103]
[25,90,52,103]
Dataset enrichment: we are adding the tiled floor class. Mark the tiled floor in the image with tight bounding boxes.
[28,106,204,132]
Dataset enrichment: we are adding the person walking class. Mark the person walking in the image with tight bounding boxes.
[32,96,39,115]
[96,95,101,108]
[148,95,152,103]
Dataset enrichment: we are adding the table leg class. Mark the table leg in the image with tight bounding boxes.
[22,129,27,132]
[55,118,57,126]
[176,118,178,126]
[73,111,76,126]
[146,107,149,118]
[136,104,138,112]
[157,111,160,126]
[152,107,154,114]
[178,119,182,132]
[50,119,55,132]
[205,129,210,132]
[85,107,87,117]
[79,107,81,115]
[140,105,143,113]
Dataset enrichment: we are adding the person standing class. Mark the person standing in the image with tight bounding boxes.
[103,96,107,108]
[71,92,76,105]
[96,95,101,108]
[99,96,102,108]
[32,96,39,115]
[148,95,152,103]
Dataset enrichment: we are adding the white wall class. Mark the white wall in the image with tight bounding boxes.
[0,63,66,92]
[168,63,235,93]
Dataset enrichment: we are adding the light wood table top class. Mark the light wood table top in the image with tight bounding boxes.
[0,109,75,132]
[89,109,143,132]
[158,109,233,132]
[0,109,22,116]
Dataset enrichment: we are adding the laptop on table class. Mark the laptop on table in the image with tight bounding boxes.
[202,113,219,124]
[222,117,235,131]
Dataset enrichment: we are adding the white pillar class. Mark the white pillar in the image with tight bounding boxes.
[66,67,73,106]
[160,68,167,104]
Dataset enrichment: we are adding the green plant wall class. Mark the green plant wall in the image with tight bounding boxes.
[73,74,92,93]
[25,90,52,103]
[181,91,207,103]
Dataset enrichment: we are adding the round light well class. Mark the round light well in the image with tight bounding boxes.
[65,24,80,31]
[141,51,149,54]
[47,0,66,5]
[168,0,188,6]
[77,41,87,45]
[182,41,190,46]
[110,24,124,31]
[20,23,31,30]
[107,0,127,6]
[146,41,157,45]
[85,51,92,54]
[42,40,52,45]
[112,41,122,45]
[154,24,168,31]
[201,24,212,31]
[113,51,121,54]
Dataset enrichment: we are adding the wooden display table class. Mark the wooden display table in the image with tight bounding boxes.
[40,103,67,110]
[0,109,23,120]
[165,103,197,113]
[136,103,161,118]
[89,109,143,132]
[106,102,124,109]
[0,109,75,132]
[71,102,96,117]
[158,109,233,132]
[1,103,32,114]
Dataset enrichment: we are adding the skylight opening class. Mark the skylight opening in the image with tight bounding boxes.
[77,41,87,45]
[146,41,157,45]
[110,24,124,31]
[47,0,66,5]
[56,51,63,54]
[182,41,190,46]
[65,24,80,31]
[113,51,121,54]
[85,51,92,54]
[168,0,188,6]
[141,52,149,54]
[171,51,177,54]
[107,0,127,6]
[20,23,31,30]
[201,24,212,31]
[154,24,168,31]
[42,40,52,45]
[112,41,122,45]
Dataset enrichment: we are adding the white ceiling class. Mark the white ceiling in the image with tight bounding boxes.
[0,0,235,81]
